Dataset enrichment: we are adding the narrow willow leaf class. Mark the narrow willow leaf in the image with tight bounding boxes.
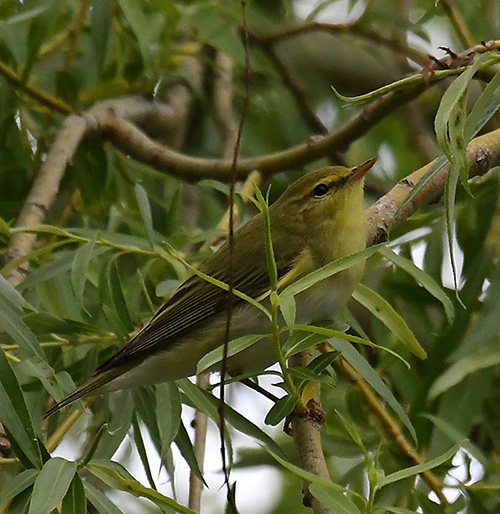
[0,301,44,358]
[71,238,96,306]
[422,413,487,466]
[86,460,197,514]
[196,334,264,374]
[156,382,181,454]
[336,410,368,459]
[28,457,77,514]
[378,442,461,488]
[178,378,286,458]
[435,55,488,193]
[307,351,340,375]
[444,168,462,295]
[264,393,298,426]
[262,445,364,501]
[61,474,86,514]
[295,324,410,368]
[282,330,326,359]
[279,294,296,333]
[0,347,43,469]
[94,392,134,460]
[115,0,154,68]
[132,415,157,491]
[393,155,448,220]
[309,483,363,514]
[380,246,454,323]
[434,56,489,293]
[135,182,155,248]
[465,68,500,139]
[0,469,38,504]
[329,337,417,442]
[174,421,207,486]
[352,283,427,358]
[429,346,500,400]
[0,274,32,311]
[84,482,125,514]
[100,259,134,334]
[330,64,478,105]
[280,244,383,300]
[90,0,113,74]
[19,250,80,291]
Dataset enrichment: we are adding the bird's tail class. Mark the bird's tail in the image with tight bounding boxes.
[44,368,122,418]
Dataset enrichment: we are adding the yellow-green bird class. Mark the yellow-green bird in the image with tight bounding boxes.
[45,158,376,417]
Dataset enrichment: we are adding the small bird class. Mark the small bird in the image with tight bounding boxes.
[45,158,376,417]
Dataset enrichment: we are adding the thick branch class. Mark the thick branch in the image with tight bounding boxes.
[366,128,500,245]
[102,83,425,181]
[290,349,334,514]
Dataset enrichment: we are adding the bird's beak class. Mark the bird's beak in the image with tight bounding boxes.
[349,157,377,183]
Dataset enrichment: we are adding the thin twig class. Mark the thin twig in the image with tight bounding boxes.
[0,59,72,114]
[440,0,475,49]
[254,22,428,66]
[218,3,251,512]
[63,0,90,70]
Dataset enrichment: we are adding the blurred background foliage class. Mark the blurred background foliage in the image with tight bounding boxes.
[1,0,500,513]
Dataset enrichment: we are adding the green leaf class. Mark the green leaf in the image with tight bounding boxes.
[100,258,134,335]
[465,69,500,139]
[196,334,264,374]
[0,300,44,358]
[295,324,409,368]
[329,336,417,443]
[93,392,134,460]
[61,474,86,514]
[434,54,488,193]
[116,0,155,68]
[178,378,286,459]
[174,421,207,486]
[0,274,33,311]
[156,382,181,454]
[378,442,461,488]
[262,445,363,501]
[135,182,155,248]
[306,351,340,375]
[90,0,113,75]
[84,482,124,514]
[132,415,157,491]
[86,460,197,514]
[71,238,97,307]
[429,345,500,399]
[0,469,38,504]
[279,294,296,333]
[380,246,454,323]
[282,330,327,359]
[352,283,427,358]
[264,393,298,426]
[422,413,487,467]
[0,347,43,469]
[309,483,363,514]
[28,457,77,514]
[335,410,368,459]
[280,244,383,300]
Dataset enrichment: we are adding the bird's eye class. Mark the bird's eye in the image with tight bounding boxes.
[313,183,329,197]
